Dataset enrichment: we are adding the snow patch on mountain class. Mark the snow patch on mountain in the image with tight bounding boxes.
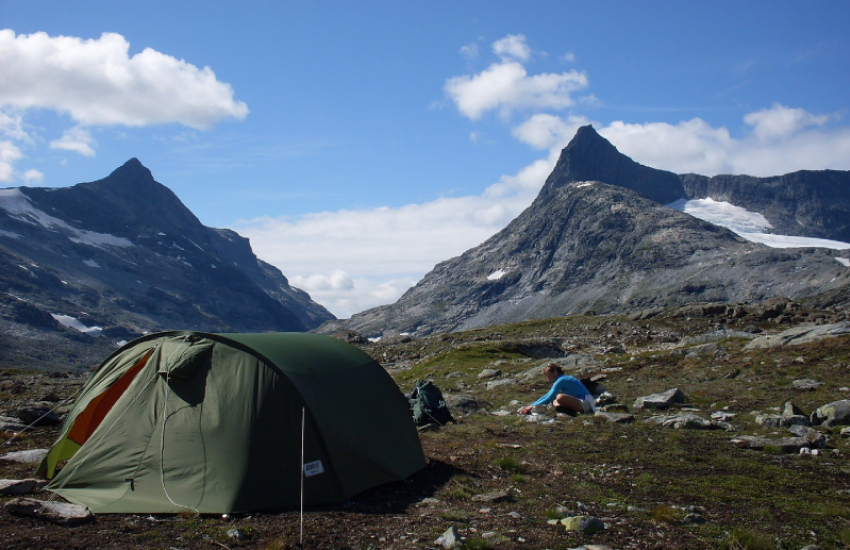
[667,198,850,250]
[0,188,133,248]
[51,314,102,335]
[487,269,508,281]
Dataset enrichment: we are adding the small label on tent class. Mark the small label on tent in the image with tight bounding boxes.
[304,460,325,477]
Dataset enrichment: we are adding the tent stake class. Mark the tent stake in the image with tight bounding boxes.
[300,406,305,545]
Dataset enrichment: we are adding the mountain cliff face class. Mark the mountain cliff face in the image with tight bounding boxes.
[0,159,334,368]
[321,127,850,337]
[681,170,850,242]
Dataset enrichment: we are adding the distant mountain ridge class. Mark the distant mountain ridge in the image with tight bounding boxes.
[320,126,850,337]
[0,159,334,369]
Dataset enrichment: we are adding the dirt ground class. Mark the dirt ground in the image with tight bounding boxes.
[2,308,850,549]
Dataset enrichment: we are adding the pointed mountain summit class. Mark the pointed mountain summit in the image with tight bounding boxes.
[321,130,850,337]
[538,125,687,205]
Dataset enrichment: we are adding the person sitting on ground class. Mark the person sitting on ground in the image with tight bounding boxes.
[519,363,596,415]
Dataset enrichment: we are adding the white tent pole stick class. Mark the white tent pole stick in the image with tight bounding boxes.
[300,406,305,544]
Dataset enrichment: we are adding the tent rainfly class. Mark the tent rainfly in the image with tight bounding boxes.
[37,331,426,513]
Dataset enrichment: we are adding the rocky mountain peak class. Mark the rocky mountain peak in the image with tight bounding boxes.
[107,157,155,183]
[538,125,687,205]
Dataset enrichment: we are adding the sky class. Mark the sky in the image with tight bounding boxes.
[2,1,850,318]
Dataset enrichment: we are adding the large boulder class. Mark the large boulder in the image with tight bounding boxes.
[4,498,95,526]
[633,388,685,411]
[744,322,850,350]
[811,400,850,428]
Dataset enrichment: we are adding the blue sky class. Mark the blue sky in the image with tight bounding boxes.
[2,1,850,317]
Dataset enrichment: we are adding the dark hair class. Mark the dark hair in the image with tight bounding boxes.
[544,363,563,376]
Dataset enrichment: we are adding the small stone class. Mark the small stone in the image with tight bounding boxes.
[792,379,824,391]
[683,513,706,524]
[471,490,512,503]
[561,515,605,535]
[435,526,460,549]
[226,529,249,542]
[477,368,501,380]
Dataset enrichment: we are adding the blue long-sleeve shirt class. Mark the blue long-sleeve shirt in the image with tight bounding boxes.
[532,374,590,406]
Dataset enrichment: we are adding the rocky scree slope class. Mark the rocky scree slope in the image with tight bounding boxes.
[321,127,850,337]
[0,159,333,369]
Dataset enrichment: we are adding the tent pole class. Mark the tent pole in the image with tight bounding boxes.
[300,406,305,544]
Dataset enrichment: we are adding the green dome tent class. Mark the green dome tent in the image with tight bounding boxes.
[37,332,425,513]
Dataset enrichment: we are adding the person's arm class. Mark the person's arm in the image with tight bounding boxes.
[531,379,561,407]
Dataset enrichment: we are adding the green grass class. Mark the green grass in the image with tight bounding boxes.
[725,527,775,550]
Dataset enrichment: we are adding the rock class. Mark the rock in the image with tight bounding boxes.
[471,490,512,503]
[16,406,62,426]
[788,425,817,437]
[711,411,736,421]
[0,479,41,495]
[330,330,367,344]
[811,400,850,428]
[435,526,460,549]
[599,403,630,413]
[685,343,722,358]
[593,391,618,407]
[444,394,491,415]
[650,413,730,430]
[517,365,548,382]
[477,368,502,379]
[633,388,685,411]
[783,401,806,417]
[683,512,706,524]
[792,379,824,391]
[840,427,850,438]
[227,528,249,542]
[485,379,516,390]
[755,415,810,428]
[594,412,635,424]
[561,515,605,535]
[0,449,48,464]
[744,322,850,350]
[731,434,826,453]
[0,416,27,432]
[4,498,95,526]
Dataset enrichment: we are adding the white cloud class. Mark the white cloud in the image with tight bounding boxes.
[744,103,829,141]
[0,111,29,142]
[50,127,96,156]
[291,269,355,291]
[445,61,588,120]
[445,35,588,120]
[600,108,850,176]
[560,52,576,63]
[512,113,590,150]
[0,30,248,129]
[235,174,541,317]
[290,271,417,319]
[22,169,44,185]
[601,118,736,175]
[492,34,531,61]
[0,141,22,182]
